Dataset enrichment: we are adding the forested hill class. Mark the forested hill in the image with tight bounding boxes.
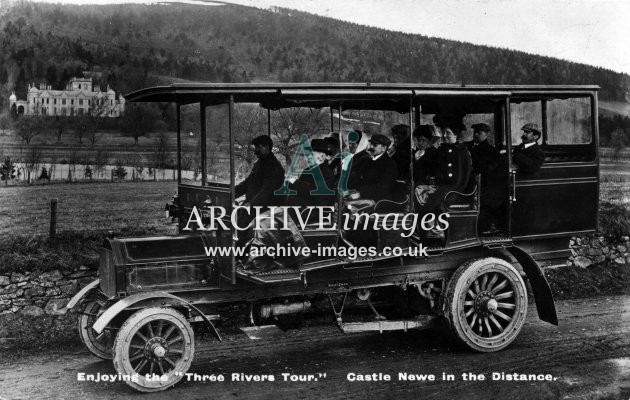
[1,1,629,110]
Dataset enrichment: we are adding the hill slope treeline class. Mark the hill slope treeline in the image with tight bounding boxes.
[1,1,629,110]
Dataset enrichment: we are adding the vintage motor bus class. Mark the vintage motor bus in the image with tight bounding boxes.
[67,83,599,392]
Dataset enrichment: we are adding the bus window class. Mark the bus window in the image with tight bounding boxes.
[180,103,202,186]
[205,103,230,184]
[510,100,542,145]
[546,97,592,144]
[233,103,268,185]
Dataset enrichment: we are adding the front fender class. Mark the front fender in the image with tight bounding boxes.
[92,291,221,341]
[66,279,100,310]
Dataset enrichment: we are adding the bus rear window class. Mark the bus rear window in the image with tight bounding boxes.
[546,97,592,144]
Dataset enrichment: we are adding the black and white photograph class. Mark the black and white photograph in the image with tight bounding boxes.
[0,0,628,399]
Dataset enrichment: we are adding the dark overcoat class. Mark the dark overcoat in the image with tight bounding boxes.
[467,140,499,175]
[287,159,340,207]
[390,137,412,180]
[349,153,398,201]
[512,142,544,175]
[418,143,472,212]
[235,153,285,207]
[413,146,438,185]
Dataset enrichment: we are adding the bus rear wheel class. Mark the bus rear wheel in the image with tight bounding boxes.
[444,257,528,352]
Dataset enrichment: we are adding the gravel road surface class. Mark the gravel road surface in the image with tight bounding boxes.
[1,295,629,400]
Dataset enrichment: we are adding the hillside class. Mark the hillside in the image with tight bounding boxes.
[0,1,629,110]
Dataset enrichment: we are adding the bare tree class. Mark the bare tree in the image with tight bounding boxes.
[93,148,110,179]
[14,116,43,145]
[66,148,80,181]
[151,133,171,180]
[86,101,108,145]
[53,116,67,142]
[73,116,89,144]
[121,103,159,145]
[129,153,145,181]
[233,104,267,176]
[271,107,328,165]
[81,151,94,180]
[22,145,42,184]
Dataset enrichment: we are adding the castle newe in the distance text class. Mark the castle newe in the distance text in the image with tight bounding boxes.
[9,77,125,117]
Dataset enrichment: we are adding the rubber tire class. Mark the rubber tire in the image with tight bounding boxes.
[444,257,528,352]
[78,301,113,360]
[112,307,195,392]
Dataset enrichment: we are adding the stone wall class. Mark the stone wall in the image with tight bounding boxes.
[567,234,630,268]
[0,234,627,318]
[0,267,97,316]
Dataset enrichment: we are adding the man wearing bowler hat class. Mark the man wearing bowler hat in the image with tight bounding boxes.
[348,134,398,202]
[513,122,544,175]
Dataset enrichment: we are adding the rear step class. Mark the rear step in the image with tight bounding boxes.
[341,315,438,333]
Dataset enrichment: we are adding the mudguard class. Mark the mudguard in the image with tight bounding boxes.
[505,246,559,325]
[65,279,100,310]
[92,291,222,341]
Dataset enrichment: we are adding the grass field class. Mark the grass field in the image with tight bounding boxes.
[0,181,178,237]
[0,179,628,238]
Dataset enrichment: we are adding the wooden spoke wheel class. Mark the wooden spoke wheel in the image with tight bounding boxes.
[113,307,194,392]
[78,300,113,360]
[444,257,528,352]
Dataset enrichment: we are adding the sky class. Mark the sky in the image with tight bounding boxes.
[21,0,630,75]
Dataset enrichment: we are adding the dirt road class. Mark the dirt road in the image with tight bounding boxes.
[1,295,629,400]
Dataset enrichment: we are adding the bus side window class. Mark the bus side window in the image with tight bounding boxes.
[510,100,543,145]
[546,97,592,145]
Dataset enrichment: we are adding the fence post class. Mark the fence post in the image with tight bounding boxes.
[49,198,57,241]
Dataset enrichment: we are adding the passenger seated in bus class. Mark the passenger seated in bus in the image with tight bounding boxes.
[412,125,439,185]
[341,130,369,180]
[347,134,398,203]
[466,123,499,176]
[466,123,502,233]
[512,122,544,174]
[414,127,472,213]
[287,136,341,208]
[388,124,412,180]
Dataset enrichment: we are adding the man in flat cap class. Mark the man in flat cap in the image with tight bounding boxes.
[513,123,544,175]
[348,134,398,201]
[235,135,285,208]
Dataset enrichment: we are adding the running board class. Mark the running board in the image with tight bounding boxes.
[341,315,438,333]
[236,267,302,284]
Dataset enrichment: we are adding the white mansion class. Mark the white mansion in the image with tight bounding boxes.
[9,77,125,117]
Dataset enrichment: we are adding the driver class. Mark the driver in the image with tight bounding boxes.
[235,135,285,209]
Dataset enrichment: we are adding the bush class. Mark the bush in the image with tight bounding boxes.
[0,227,160,275]
[599,201,630,238]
